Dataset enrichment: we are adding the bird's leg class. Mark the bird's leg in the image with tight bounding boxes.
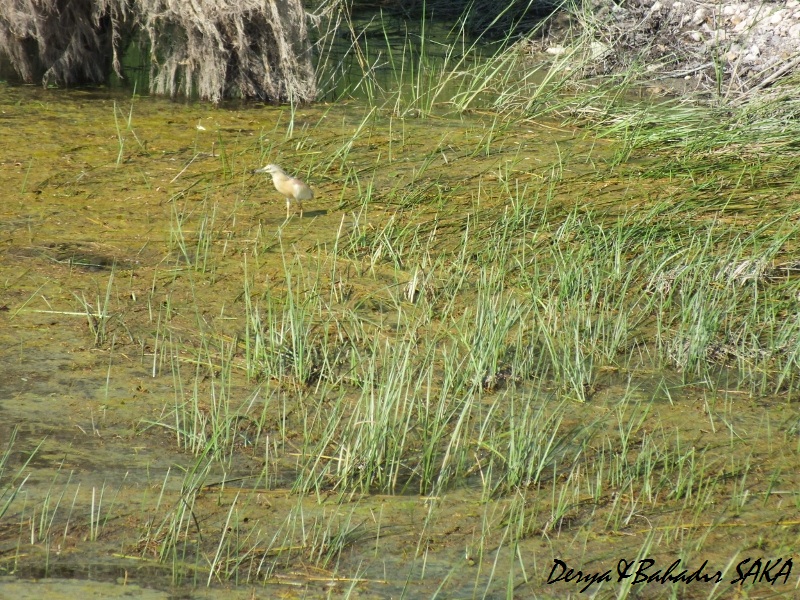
[298,201,304,218]
[286,198,291,220]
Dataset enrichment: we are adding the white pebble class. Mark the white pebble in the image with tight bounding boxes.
[692,7,708,24]
[769,10,787,25]
[590,41,609,59]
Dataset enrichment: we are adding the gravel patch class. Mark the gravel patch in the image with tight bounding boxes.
[540,0,800,95]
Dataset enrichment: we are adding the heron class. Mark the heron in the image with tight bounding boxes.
[254,163,313,220]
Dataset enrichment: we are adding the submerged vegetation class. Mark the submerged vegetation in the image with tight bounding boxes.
[1,1,800,598]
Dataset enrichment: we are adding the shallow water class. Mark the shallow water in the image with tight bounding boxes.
[1,80,799,600]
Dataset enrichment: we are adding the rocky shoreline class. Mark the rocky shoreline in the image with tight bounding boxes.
[540,0,800,96]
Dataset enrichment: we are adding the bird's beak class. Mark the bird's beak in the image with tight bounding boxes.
[253,167,267,174]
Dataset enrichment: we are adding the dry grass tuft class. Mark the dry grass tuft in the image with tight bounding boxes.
[0,0,317,103]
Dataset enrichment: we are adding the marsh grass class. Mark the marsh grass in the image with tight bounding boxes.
[73,269,116,346]
[0,429,38,521]
[2,13,800,594]
[127,138,799,580]
[28,465,73,545]
[315,0,547,117]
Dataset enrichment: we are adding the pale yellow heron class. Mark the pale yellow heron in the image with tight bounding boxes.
[254,164,314,219]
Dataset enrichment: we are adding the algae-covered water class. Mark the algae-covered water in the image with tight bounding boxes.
[1,81,799,599]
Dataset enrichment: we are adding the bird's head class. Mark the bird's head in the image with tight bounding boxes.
[254,164,284,175]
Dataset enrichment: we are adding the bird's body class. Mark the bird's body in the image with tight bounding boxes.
[254,163,313,219]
